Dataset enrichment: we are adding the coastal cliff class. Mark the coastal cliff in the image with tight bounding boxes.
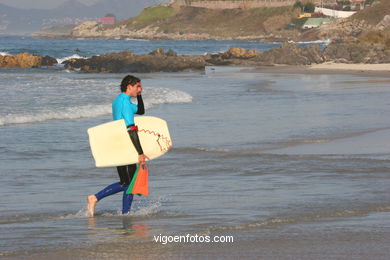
[39,0,390,44]
[51,4,302,41]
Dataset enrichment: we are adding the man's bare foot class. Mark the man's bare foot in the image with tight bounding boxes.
[87,195,97,217]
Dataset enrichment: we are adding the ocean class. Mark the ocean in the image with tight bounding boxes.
[0,35,389,259]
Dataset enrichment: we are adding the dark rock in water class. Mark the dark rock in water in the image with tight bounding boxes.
[60,42,389,73]
[166,49,177,57]
[149,48,165,56]
[41,55,58,66]
[73,48,81,52]
[258,42,309,65]
[63,49,206,73]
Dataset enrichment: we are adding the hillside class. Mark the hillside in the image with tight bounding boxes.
[46,0,390,42]
[124,5,300,38]
[351,0,390,26]
[300,0,390,46]
[70,4,302,40]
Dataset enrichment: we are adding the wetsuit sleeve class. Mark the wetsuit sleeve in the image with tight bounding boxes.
[136,95,145,115]
[128,129,144,155]
[122,100,137,126]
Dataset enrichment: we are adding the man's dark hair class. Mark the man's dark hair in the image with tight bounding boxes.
[120,75,141,92]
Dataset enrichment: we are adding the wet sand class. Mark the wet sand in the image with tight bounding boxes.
[250,63,390,77]
[20,211,390,260]
[271,128,390,155]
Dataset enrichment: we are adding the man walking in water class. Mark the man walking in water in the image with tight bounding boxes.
[87,75,148,217]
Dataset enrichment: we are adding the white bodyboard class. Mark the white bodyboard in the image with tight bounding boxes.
[88,116,172,167]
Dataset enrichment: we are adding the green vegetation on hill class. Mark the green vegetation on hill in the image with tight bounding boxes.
[121,4,301,38]
[135,5,176,24]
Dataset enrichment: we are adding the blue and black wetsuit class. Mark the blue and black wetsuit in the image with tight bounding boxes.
[94,94,144,214]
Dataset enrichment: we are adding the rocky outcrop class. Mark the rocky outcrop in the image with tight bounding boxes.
[222,48,260,59]
[4,39,388,72]
[257,42,325,65]
[70,21,215,40]
[309,18,372,41]
[323,41,390,63]
[376,15,390,30]
[63,50,206,73]
[0,53,57,68]
[206,43,325,66]
[204,47,262,66]
[61,41,389,73]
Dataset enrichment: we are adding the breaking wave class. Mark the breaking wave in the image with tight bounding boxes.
[56,54,88,64]
[0,104,110,126]
[0,88,192,126]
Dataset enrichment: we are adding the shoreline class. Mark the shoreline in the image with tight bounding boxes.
[33,33,291,43]
[247,63,390,77]
[18,211,390,259]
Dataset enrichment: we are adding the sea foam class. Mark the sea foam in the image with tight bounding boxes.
[56,54,88,64]
[0,88,192,126]
[0,104,111,126]
[293,39,332,45]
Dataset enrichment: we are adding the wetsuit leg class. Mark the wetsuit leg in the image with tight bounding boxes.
[95,182,125,201]
[117,164,137,214]
[117,164,137,186]
[122,192,134,214]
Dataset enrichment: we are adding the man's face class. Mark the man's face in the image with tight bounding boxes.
[127,82,142,97]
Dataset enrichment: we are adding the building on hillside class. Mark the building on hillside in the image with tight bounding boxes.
[316,0,367,9]
[351,0,366,9]
[99,16,116,24]
[314,7,356,18]
[302,17,335,29]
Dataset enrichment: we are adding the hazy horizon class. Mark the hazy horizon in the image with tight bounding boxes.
[0,0,102,9]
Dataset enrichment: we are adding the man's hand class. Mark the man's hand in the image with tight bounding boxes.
[138,154,149,164]
[136,83,143,96]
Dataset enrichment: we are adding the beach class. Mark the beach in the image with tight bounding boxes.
[1,36,390,259]
[248,63,390,77]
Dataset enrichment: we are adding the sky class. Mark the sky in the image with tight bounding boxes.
[0,0,100,9]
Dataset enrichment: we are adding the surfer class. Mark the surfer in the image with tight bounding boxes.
[87,75,148,217]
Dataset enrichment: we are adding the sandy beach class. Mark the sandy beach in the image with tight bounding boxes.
[309,62,390,72]
[250,63,390,77]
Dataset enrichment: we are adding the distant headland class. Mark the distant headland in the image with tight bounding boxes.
[36,0,389,45]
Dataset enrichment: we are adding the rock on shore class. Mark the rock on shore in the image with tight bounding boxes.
[2,40,388,72]
[63,49,206,73]
[0,53,57,68]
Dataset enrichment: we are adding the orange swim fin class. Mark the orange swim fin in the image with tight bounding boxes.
[131,163,149,196]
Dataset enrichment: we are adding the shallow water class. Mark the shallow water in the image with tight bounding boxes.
[1,35,390,258]
[1,67,390,258]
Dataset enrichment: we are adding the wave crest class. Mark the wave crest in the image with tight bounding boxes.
[0,88,192,126]
[56,54,88,64]
[0,104,110,126]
